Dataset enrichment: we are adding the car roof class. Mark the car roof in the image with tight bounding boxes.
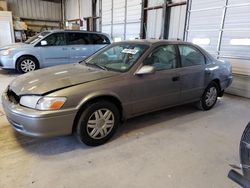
[114,39,194,46]
[47,29,109,35]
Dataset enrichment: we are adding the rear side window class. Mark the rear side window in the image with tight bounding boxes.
[89,34,110,44]
[67,33,91,45]
[178,45,206,67]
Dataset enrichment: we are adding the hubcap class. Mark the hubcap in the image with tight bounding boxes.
[20,59,36,72]
[205,87,217,107]
[86,109,115,139]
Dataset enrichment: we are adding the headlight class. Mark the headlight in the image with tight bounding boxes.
[0,49,11,56]
[20,96,41,109]
[36,97,67,110]
[20,96,67,110]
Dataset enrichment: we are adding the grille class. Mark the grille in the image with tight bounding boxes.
[7,88,20,104]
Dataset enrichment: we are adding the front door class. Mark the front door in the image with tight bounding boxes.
[131,45,181,115]
[36,32,70,67]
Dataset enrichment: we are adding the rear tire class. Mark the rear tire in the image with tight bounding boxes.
[16,56,39,73]
[197,82,219,111]
[75,101,120,146]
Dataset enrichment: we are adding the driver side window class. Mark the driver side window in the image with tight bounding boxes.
[144,45,177,71]
[41,33,66,46]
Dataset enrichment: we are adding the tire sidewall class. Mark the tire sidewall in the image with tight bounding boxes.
[76,101,120,146]
[200,82,219,111]
[16,56,39,73]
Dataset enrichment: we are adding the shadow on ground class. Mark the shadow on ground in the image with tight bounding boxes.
[0,69,20,76]
[10,103,203,156]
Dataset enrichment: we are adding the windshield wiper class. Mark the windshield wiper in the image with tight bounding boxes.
[85,62,107,71]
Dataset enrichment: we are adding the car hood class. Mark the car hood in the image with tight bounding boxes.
[9,63,119,96]
[0,43,32,50]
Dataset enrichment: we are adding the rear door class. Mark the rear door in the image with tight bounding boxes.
[67,32,94,63]
[178,45,206,103]
[36,32,70,67]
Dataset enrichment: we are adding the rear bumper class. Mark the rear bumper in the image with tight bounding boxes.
[0,55,15,69]
[221,75,233,90]
[2,92,77,137]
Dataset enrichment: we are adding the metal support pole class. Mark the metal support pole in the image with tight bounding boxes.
[217,0,228,58]
[92,0,97,31]
[163,0,172,39]
[111,0,114,39]
[140,0,148,39]
[78,0,80,19]
[99,0,102,31]
[161,0,167,39]
[124,0,127,40]
[184,0,191,41]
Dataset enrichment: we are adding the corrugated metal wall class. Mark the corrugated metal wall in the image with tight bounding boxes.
[65,0,92,20]
[64,0,187,40]
[185,0,250,97]
[5,0,62,31]
[168,0,186,39]
[101,0,142,40]
[65,0,92,30]
[186,0,250,73]
[6,0,61,20]
[146,0,163,39]
[146,0,187,39]
[100,0,187,40]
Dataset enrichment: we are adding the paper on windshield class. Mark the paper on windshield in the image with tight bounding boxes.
[122,49,139,55]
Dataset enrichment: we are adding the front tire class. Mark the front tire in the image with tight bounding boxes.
[75,101,120,146]
[197,82,219,111]
[16,56,39,73]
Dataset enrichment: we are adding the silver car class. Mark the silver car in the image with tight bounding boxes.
[0,30,111,73]
[2,40,233,146]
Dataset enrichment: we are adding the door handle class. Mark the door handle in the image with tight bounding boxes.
[172,76,180,82]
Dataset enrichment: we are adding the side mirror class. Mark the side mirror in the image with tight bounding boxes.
[40,40,48,46]
[135,65,156,75]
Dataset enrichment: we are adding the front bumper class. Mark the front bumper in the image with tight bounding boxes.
[2,92,77,137]
[0,55,16,69]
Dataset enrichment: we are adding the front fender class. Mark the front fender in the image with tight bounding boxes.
[77,90,122,109]
[13,50,42,65]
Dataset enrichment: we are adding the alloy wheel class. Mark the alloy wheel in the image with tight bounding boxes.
[20,59,36,72]
[205,86,217,107]
[86,108,115,139]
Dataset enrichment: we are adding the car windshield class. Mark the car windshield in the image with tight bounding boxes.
[83,43,149,72]
[25,31,51,44]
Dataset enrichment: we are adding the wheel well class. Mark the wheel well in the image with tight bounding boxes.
[16,55,40,69]
[71,95,123,133]
[212,79,221,91]
[212,79,223,96]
